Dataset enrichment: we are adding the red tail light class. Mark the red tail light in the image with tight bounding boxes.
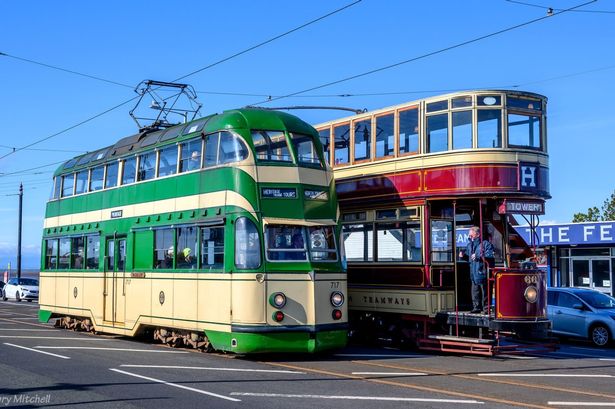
[273,311,284,322]
[332,309,342,320]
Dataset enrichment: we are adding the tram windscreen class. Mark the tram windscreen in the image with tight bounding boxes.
[265,225,337,262]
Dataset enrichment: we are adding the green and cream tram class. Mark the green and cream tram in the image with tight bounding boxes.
[40,109,347,354]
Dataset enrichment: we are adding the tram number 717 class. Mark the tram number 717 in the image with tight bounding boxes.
[330,282,340,289]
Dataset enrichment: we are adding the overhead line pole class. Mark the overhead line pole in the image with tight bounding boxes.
[17,183,23,279]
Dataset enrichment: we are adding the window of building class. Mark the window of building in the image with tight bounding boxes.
[90,166,104,192]
[318,128,331,165]
[452,111,473,150]
[158,145,178,177]
[176,226,197,269]
[154,229,175,269]
[74,170,88,195]
[59,237,71,269]
[138,151,156,181]
[201,226,224,269]
[290,133,321,166]
[375,113,394,158]
[508,113,541,149]
[62,174,74,197]
[399,108,419,155]
[477,110,502,148]
[342,224,373,262]
[121,157,136,185]
[235,217,261,269]
[251,130,292,162]
[333,123,350,165]
[105,162,119,188]
[353,119,371,162]
[426,114,449,153]
[179,138,202,172]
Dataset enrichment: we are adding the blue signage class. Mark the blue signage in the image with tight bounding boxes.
[514,222,615,246]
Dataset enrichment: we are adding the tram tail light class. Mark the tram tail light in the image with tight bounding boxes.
[332,309,342,320]
[272,311,285,322]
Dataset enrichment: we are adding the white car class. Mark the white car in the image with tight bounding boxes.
[2,278,39,302]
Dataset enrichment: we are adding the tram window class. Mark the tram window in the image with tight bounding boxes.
[71,237,84,269]
[290,133,321,166]
[204,132,220,167]
[452,111,473,150]
[317,128,331,165]
[138,151,156,181]
[58,237,71,269]
[219,131,249,164]
[62,174,75,198]
[477,110,502,148]
[342,212,366,222]
[342,224,373,262]
[265,225,307,262]
[333,123,350,165]
[158,145,178,177]
[399,108,419,155]
[251,130,292,162]
[90,166,104,192]
[105,162,119,188]
[376,222,421,262]
[179,138,202,172]
[376,209,397,220]
[308,226,337,261]
[121,157,136,185]
[154,228,175,269]
[74,170,88,195]
[201,226,224,269]
[235,217,261,269]
[182,117,209,135]
[426,114,449,153]
[45,239,58,270]
[353,119,371,162]
[427,100,448,113]
[86,235,99,269]
[507,96,541,111]
[452,96,472,108]
[52,176,61,200]
[176,226,197,269]
[431,220,453,263]
[375,113,394,158]
[508,113,541,149]
[478,95,501,106]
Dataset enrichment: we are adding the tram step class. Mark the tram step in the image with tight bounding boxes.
[427,335,495,344]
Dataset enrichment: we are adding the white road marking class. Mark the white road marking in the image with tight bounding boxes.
[548,402,615,406]
[351,372,427,376]
[120,364,304,374]
[598,358,615,361]
[0,336,113,340]
[334,353,421,358]
[547,351,606,359]
[7,317,40,320]
[479,373,613,378]
[4,342,70,359]
[36,346,188,353]
[229,392,483,404]
[497,354,537,360]
[0,329,58,331]
[110,368,240,402]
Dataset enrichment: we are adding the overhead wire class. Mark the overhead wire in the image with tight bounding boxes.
[248,0,597,106]
[0,0,363,164]
[504,0,615,14]
[0,144,86,154]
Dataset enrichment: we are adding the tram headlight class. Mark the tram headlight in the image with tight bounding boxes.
[524,285,538,303]
[269,292,287,308]
[330,291,344,307]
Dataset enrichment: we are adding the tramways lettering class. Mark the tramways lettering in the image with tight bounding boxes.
[351,295,413,306]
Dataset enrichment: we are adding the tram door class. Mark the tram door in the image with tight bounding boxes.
[103,237,126,324]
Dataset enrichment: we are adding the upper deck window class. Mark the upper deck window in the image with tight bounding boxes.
[182,117,209,135]
[290,133,321,167]
[62,174,74,197]
[251,130,292,162]
[375,113,394,158]
[478,95,501,106]
[52,176,61,200]
[63,158,78,170]
[399,107,419,155]
[105,162,119,188]
[508,113,541,149]
[477,110,502,148]
[137,151,156,181]
[205,131,249,167]
[333,123,350,165]
[75,170,88,195]
[158,145,178,177]
[452,111,473,150]
[452,96,472,108]
[179,138,202,172]
[76,152,94,166]
[121,157,137,185]
[318,128,331,166]
[426,100,448,113]
[426,113,448,153]
[90,166,104,192]
[507,96,541,112]
[353,119,371,162]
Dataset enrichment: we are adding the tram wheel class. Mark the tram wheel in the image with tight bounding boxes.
[590,324,610,347]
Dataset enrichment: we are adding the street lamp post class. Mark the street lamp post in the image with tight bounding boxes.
[17,183,23,279]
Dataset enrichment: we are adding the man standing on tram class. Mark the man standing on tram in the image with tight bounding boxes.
[459,226,494,313]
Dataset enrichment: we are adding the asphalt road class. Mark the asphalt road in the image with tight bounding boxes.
[2,300,615,408]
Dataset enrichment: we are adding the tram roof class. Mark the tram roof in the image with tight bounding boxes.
[54,108,315,176]
[314,89,547,127]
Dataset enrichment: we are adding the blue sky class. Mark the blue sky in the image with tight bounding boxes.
[1,0,614,268]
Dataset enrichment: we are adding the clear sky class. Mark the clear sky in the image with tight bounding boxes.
[1,0,614,268]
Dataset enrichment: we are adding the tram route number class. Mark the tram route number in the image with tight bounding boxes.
[330,281,340,289]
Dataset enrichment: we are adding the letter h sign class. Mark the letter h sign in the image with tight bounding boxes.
[519,162,539,191]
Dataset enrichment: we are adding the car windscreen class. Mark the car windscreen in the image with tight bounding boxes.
[18,278,38,286]
[576,291,615,309]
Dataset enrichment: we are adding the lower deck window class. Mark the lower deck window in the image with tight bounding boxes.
[266,225,307,261]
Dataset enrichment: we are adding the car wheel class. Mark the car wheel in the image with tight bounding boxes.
[590,324,610,347]
[15,291,21,302]
[1,291,5,301]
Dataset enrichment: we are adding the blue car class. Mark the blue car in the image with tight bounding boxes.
[547,287,615,347]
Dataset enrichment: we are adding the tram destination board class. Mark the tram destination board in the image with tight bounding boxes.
[261,187,297,199]
[498,199,545,215]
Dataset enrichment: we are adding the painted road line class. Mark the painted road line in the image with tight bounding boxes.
[0,336,114,340]
[479,373,613,378]
[334,353,422,358]
[351,372,427,376]
[120,364,305,374]
[4,342,70,359]
[229,392,483,404]
[36,346,188,354]
[548,402,615,406]
[0,329,58,331]
[110,368,240,402]
[599,359,615,361]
